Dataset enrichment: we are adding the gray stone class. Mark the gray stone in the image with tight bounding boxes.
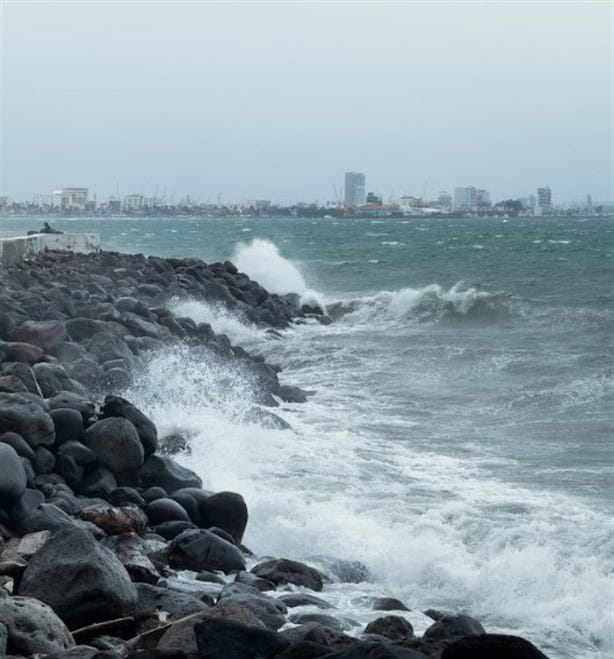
[13,320,67,353]
[169,528,245,574]
[83,417,144,474]
[0,595,74,654]
[251,558,324,591]
[19,527,138,628]
[134,583,207,620]
[140,455,202,493]
[0,393,55,447]
[0,443,27,500]
[218,582,287,630]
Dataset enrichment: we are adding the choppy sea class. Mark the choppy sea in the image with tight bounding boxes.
[5,215,613,658]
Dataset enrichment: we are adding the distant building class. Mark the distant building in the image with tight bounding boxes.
[54,187,89,211]
[454,186,490,210]
[124,194,144,211]
[437,191,452,208]
[254,200,271,212]
[536,187,552,212]
[366,191,382,205]
[108,198,121,213]
[344,172,366,207]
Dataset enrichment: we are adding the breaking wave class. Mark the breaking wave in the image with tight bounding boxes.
[329,283,515,325]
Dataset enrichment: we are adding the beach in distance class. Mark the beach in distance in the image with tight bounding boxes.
[1,213,611,659]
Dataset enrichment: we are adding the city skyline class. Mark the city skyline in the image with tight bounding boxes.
[2,2,612,203]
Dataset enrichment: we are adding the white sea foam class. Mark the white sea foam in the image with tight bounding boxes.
[233,238,326,311]
[171,298,265,345]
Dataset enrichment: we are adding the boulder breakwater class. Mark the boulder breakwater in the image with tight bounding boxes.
[0,248,551,658]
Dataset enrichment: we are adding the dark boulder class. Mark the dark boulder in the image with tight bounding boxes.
[19,527,138,628]
[194,617,290,659]
[372,598,410,612]
[154,520,198,540]
[200,491,248,543]
[169,528,245,574]
[33,362,77,398]
[13,320,67,353]
[83,417,144,475]
[423,614,486,642]
[278,385,309,403]
[146,497,190,525]
[32,446,56,474]
[363,615,414,641]
[0,393,55,447]
[323,643,428,658]
[441,634,550,658]
[0,431,34,459]
[47,391,96,420]
[135,583,207,621]
[65,318,106,343]
[19,503,100,536]
[0,595,75,654]
[80,504,148,536]
[140,455,202,493]
[218,582,287,630]
[50,408,84,445]
[288,613,349,631]
[101,534,162,584]
[1,341,43,365]
[79,467,118,499]
[278,593,335,609]
[0,362,41,395]
[251,558,324,591]
[101,395,158,456]
[234,570,276,592]
[0,443,27,500]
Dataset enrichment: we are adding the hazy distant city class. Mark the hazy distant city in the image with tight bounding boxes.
[1,172,610,219]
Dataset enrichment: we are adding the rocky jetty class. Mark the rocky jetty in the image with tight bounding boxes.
[0,249,550,658]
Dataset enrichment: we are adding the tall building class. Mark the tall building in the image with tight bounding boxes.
[454,186,490,210]
[54,187,89,210]
[536,187,552,211]
[344,172,366,207]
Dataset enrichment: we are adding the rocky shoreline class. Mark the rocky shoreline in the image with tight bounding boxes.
[0,248,550,658]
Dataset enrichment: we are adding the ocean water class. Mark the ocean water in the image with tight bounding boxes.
[5,215,613,658]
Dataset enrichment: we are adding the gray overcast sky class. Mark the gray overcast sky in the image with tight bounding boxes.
[1,1,612,204]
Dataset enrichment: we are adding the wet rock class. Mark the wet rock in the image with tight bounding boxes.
[145,497,190,524]
[109,486,146,507]
[441,633,550,658]
[169,528,245,574]
[278,592,335,609]
[0,393,55,447]
[0,443,27,500]
[50,408,84,445]
[372,597,410,612]
[9,488,45,525]
[20,503,100,536]
[0,362,41,395]
[79,467,118,499]
[154,520,197,540]
[201,491,248,543]
[101,395,158,456]
[218,582,287,630]
[101,534,162,584]
[83,417,144,474]
[80,504,148,535]
[0,374,29,393]
[47,391,96,420]
[251,558,324,591]
[364,615,414,641]
[279,622,355,651]
[33,362,77,397]
[135,583,207,620]
[13,320,67,353]
[278,384,309,403]
[423,614,486,642]
[194,617,289,659]
[234,570,276,592]
[32,446,56,474]
[156,601,264,654]
[0,431,34,460]
[325,643,428,658]
[19,527,138,628]
[65,318,106,342]
[0,595,75,654]
[1,341,43,365]
[140,455,202,493]
[288,613,350,631]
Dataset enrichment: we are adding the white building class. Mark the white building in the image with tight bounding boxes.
[54,188,89,210]
[454,186,490,210]
[124,194,145,211]
[344,172,366,207]
[536,187,552,212]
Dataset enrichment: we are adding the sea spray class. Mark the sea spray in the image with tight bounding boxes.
[233,238,326,311]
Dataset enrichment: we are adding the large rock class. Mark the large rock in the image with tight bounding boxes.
[0,393,55,447]
[218,582,288,630]
[0,595,75,654]
[50,408,85,444]
[101,395,158,456]
[86,331,134,369]
[363,615,414,641]
[0,341,43,365]
[47,391,96,420]
[19,527,138,627]
[169,528,245,574]
[13,320,67,353]
[134,583,207,621]
[0,431,35,459]
[251,558,324,591]
[140,455,202,493]
[323,643,429,658]
[0,362,41,395]
[423,614,486,642]
[194,617,290,659]
[33,362,78,398]
[0,443,27,500]
[201,491,248,543]
[441,634,550,658]
[20,503,101,536]
[83,417,144,475]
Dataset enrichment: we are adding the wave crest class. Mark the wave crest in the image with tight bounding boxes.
[330,283,514,325]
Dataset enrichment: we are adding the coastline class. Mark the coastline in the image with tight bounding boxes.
[0,246,552,658]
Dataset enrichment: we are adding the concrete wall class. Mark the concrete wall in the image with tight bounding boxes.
[0,233,100,266]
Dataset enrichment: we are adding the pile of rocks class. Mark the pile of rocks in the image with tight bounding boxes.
[0,249,318,404]
[0,249,551,658]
